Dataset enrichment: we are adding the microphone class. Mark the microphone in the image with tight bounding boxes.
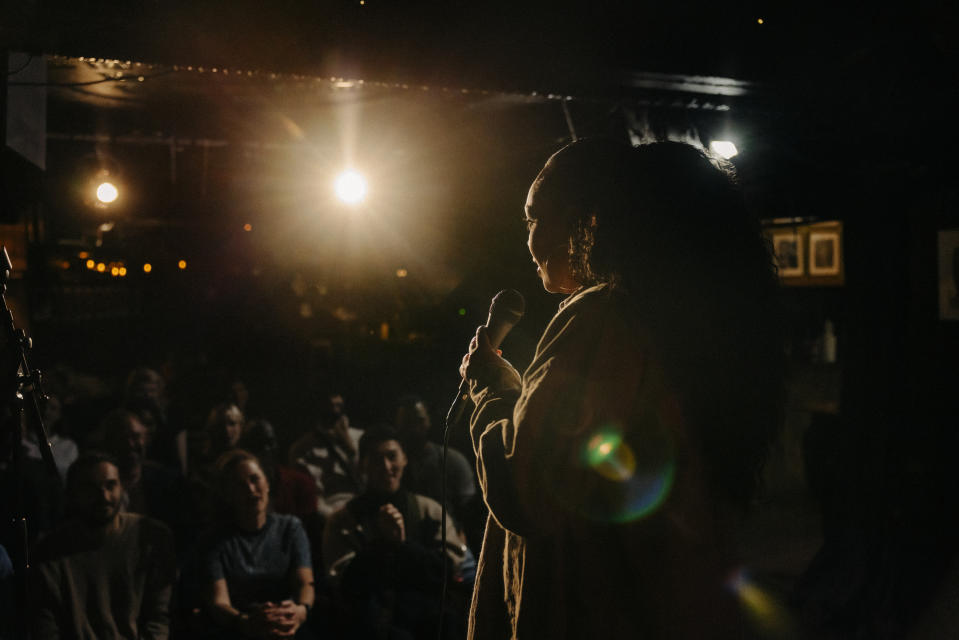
[446,289,526,428]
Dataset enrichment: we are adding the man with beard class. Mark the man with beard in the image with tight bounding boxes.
[31,452,176,639]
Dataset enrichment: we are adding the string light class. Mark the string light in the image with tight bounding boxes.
[143,263,152,273]
[178,260,187,270]
[96,262,106,272]
[86,259,95,270]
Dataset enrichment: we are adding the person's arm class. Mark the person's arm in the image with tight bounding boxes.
[138,523,176,640]
[466,294,648,538]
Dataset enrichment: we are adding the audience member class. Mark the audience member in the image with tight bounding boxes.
[22,394,77,482]
[395,394,477,532]
[94,409,183,540]
[124,367,182,474]
[324,426,469,640]
[289,392,363,517]
[240,419,318,521]
[31,452,175,639]
[189,402,244,482]
[203,450,315,639]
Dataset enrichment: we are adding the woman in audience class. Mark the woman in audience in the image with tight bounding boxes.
[203,450,315,639]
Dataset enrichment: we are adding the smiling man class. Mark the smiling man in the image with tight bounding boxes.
[323,426,470,639]
[31,452,176,640]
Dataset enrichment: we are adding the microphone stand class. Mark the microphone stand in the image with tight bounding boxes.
[0,246,55,639]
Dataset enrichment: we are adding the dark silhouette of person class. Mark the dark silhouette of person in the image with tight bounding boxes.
[460,138,785,639]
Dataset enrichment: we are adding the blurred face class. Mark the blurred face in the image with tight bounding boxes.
[396,401,430,442]
[228,459,270,519]
[112,414,149,462]
[364,440,407,494]
[525,172,579,294]
[74,461,123,527]
[220,406,244,448]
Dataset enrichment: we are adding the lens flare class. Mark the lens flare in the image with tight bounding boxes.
[334,170,368,205]
[578,421,675,523]
[726,568,795,636]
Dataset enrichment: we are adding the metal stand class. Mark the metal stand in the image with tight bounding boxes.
[0,245,55,639]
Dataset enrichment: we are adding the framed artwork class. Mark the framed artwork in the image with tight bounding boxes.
[939,229,959,321]
[808,232,841,276]
[772,232,803,277]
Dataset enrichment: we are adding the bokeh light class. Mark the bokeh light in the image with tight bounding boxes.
[85,259,95,270]
[96,182,119,204]
[334,170,368,204]
[178,260,187,270]
[96,262,106,272]
[143,263,152,273]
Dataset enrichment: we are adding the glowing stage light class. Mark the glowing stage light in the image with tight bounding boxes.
[96,182,119,204]
[334,170,368,204]
[709,141,739,159]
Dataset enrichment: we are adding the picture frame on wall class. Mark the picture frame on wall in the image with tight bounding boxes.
[939,229,959,321]
[808,231,841,276]
[772,232,804,277]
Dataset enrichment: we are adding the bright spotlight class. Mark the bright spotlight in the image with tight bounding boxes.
[96,182,119,204]
[709,141,739,159]
[334,170,368,205]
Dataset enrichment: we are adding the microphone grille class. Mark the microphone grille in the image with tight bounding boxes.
[490,289,525,320]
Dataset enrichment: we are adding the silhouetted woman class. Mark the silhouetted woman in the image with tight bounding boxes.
[460,139,784,639]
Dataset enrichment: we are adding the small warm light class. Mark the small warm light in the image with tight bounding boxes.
[757,17,764,24]
[118,267,127,276]
[243,223,252,231]
[96,262,106,272]
[78,251,89,259]
[96,182,119,204]
[178,260,187,270]
[110,266,120,276]
[396,268,408,278]
[710,140,739,159]
[85,259,96,270]
[334,170,368,205]
[143,263,152,273]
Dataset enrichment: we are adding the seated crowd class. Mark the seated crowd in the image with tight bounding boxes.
[2,366,479,640]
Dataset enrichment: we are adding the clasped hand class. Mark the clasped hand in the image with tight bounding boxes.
[246,600,306,638]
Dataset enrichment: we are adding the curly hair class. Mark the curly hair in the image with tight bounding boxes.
[535,138,785,508]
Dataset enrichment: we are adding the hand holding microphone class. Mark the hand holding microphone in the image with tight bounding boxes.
[449,289,525,426]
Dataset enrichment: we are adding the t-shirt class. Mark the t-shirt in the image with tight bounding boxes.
[205,513,312,611]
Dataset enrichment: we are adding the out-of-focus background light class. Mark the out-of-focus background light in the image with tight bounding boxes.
[85,259,95,270]
[96,262,106,272]
[96,181,119,204]
[178,259,187,270]
[396,268,408,278]
[710,140,739,159]
[143,263,152,273]
[334,170,368,205]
